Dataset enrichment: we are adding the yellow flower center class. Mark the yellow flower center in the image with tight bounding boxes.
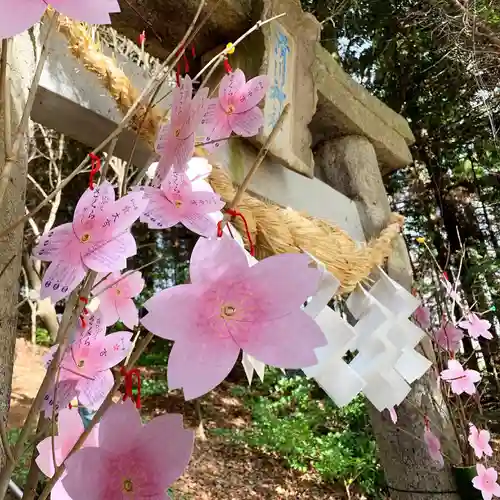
[123,479,133,493]
[221,304,236,318]
[115,288,122,296]
[77,360,85,368]
[80,233,91,243]
[174,200,183,209]
[226,105,235,115]
[174,128,181,137]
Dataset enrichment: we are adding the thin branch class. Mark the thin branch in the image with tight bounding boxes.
[1,39,12,161]
[27,173,49,200]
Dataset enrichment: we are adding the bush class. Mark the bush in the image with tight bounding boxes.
[214,369,384,497]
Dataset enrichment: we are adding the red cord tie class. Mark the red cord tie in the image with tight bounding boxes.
[223,57,233,74]
[79,297,89,328]
[424,415,430,430]
[217,208,255,256]
[138,30,146,45]
[121,367,142,409]
[88,153,101,190]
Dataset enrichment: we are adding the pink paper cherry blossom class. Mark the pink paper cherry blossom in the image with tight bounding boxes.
[473,464,500,500]
[0,0,120,40]
[141,236,326,400]
[441,275,462,304]
[37,408,99,499]
[136,168,225,237]
[469,424,493,459]
[459,313,493,340]
[433,320,463,352]
[93,271,145,329]
[42,328,132,416]
[423,427,444,468]
[33,181,147,303]
[413,305,431,329]
[200,69,269,150]
[154,76,208,183]
[440,359,481,395]
[63,399,194,500]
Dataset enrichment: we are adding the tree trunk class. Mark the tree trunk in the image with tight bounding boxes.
[314,136,460,499]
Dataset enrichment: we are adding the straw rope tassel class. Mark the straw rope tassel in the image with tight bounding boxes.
[56,15,404,295]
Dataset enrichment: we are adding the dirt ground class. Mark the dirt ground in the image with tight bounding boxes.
[9,339,347,499]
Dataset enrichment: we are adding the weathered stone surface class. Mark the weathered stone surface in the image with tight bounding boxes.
[111,0,253,59]
[315,136,461,500]
[311,46,415,174]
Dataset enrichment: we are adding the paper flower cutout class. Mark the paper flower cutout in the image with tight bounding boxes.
[423,427,444,468]
[473,464,500,500]
[441,275,462,304]
[459,313,493,340]
[388,407,398,424]
[154,76,208,182]
[0,0,120,39]
[93,271,144,329]
[37,408,99,498]
[33,182,147,303]
[63,400,194,499]
[201,69,269,149]
[136,168,224,237]
[469,424,493,459]
[440,359,481,395]
[413,305,431,329]
[433,320,463,352]
[43,325,132,415]
[141,236,326,399]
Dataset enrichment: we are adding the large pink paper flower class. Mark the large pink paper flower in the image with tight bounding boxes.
[137,169,224,237]
[423,427,444,468]
[201,69,269,150]
[93,271,145,329]
[433,320,463,352]
[413,305,431,329]
[472,464,500,500]
[63,400,194,499]
[440,359,481,395]
[459,313,493,340]
[0,0,120,40]
[154,76,208,183]
[43,324,132,415]
[141,236,326,399]
[33,182,147,303]
[469,424,493,459]
[37,408,99,498]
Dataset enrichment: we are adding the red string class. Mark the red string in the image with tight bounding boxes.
[120,367,142,409]
[183,50,190,73]
[138,30,146,45]
[216,208,255,256]
[442,271,449,281]
[88,153,101,190]
[424,415,430,429]
[191,44,196,58]
[223,57,232,74]
[79,297,89,328]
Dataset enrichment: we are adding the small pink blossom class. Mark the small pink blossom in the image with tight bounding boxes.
[136,168,224,237]
[469,424,493,459]
[201,69,269,150]
[423,427,444,468]
[93,271,145,329]
[441,276,462,303]
[433,320,463,352]
[440,359,481,395]
[141,236,326,399]
[154,76,208,182]
[33,182,147,303]
[459,313,493,340]
[472,464,500,500]
[0,0,120,39]
[63,400,194,499]
[37,408,99,498]
[388,407,397,424]
[413,305,431,329]
[43,316,132,415]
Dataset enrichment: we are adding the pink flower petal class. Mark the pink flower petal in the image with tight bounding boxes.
[40,261,87,303]
[170,76,193,130]
[219,69,246,110]
[42,379,79,418]
[185,189,225,215]
[116,298,139,329]
[97,294,120,327]
[0,2,46,40]
[232,75,269,113]
[139,187,181,229]
[123,271,145,297]
[184,87,209,136]
[50,0,120,24]
[32,223,75,262]
[139,413,194,486]
[182,213,220,237]
[167,335,240,399]
[189,236,249,285]
[82,231,136,272]
[234,310,325,368]
[229,106,264,137]
[76,369,114,410]
[201,106,233,151]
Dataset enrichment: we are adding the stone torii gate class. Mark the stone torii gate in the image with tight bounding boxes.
[0,1,460,498]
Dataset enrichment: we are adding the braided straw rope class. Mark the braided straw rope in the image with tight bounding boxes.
[56,16,404,294]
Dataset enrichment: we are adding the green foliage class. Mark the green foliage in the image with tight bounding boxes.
[139,378,169,397]
[35,327,52,347]
[215,369,383,497]
[8,428,32,488]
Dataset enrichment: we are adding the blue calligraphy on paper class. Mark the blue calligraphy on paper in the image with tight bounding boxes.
[268,30,290,128]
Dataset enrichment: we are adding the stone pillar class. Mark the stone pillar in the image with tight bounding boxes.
[315,136,460,500]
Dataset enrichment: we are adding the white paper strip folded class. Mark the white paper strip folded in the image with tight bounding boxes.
[394,347,432,384]
[362,368,411,411]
